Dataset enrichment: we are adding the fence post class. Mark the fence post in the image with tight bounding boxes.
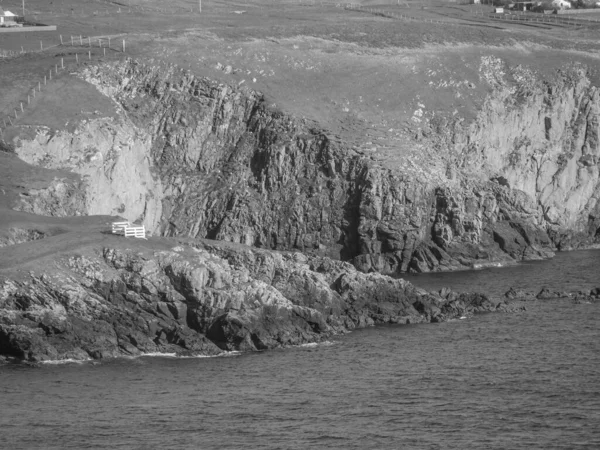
[108,37,111,48]
[61,58,64,69]
[44,76,47,85]
[40,41,43,50]
[20,103,23,112]
[80,35,83,45]
[55,64,58,74]
[88,51,91,60]
[39,81,41,91]
[60,35,63,44]
[76,53,79,63]
[89,37,91,47]
[122,40,126,52]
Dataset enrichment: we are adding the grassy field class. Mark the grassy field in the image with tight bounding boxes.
[3,0,600,146]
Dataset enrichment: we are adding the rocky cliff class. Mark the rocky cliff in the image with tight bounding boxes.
[7,57,600,273]
[447,60,600,253]
[0,238,507,362]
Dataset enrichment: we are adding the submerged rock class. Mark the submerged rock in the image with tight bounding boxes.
[504,286,600,303]
[505,287,537,301]
[536,288,570,299]
[571,288,600,304]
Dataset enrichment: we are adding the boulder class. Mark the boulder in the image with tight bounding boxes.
[536,287,571,299]
[505,287,536,301]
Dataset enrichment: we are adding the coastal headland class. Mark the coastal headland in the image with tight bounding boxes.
[1,0,600,361]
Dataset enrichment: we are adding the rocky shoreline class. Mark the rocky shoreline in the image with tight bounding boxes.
[2,56,600,363]
[2,235,596,363]
[0,237,528,363]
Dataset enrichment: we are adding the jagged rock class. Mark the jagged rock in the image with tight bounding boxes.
[572,290,600,304]
[495,299,527,313]
[536,287,571,299]
[504,287,536,301]
[0,240,509,362]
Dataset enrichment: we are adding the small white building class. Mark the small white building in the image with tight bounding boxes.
[552,0,572,8]
[0,8,19,26]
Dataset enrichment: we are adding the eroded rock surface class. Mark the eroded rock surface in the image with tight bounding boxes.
[0,240,510,362]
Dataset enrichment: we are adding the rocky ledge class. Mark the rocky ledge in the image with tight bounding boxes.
[0,238,519,362]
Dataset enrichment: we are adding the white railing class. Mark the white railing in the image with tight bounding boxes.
[124,225,146,239]
[111,221,147,239]
[111,221,130,235]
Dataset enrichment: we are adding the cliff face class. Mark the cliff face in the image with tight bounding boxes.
[10,58,600,273]
[14,119,163,231]
[449,62,600,251]
[0,240,501,362]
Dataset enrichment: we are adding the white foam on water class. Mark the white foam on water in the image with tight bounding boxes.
[296,340,335,348]
[139,352,178,358]
[216,351,242,357]
[138,350,242,359]
[41,358,92,365]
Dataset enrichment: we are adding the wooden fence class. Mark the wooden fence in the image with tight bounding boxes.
[111,221,131,235]
[0,35,127,131]
[112,221,147,239]
[124,226,146,239]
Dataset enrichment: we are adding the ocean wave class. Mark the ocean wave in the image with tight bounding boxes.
[139,351,241,359]
[40,358,92,365]
[139,352,178,358]
[296,341,335,348]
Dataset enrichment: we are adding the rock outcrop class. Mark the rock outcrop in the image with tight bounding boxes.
[0,240,511,362]
[504,286,600,303]
[0,228,47,248]
[6,58,600,273]
[447,61,600,252]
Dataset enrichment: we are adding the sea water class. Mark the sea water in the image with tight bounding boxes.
[1,250,599,449]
